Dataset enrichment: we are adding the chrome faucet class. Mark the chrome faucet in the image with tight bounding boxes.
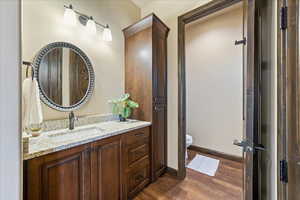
[69,111,78,130]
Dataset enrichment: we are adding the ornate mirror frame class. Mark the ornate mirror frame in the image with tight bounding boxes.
[33,42,95,112]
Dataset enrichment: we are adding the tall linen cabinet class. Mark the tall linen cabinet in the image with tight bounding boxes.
[123,14,169,180]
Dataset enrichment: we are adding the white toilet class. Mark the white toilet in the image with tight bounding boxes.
[186,134,193,164]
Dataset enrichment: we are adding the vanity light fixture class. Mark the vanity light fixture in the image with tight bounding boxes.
[63,4,112,41]
[86,16,97,35]
[63,4,76,26]
[102,25,112,42]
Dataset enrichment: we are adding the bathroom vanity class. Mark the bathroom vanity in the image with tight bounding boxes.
[24,120,151,200]
[22,13,169,200]
[22,41,154,200]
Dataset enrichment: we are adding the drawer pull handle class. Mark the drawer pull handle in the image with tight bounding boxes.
[135,132,145,137]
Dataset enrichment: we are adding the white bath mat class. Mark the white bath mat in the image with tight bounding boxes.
[187,154,220,176]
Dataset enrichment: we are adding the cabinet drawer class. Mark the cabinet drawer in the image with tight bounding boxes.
[128,143,149,166]
[127,158,150,198]
[123,127,150,147]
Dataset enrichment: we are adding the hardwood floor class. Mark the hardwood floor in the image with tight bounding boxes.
[134,150,243,200]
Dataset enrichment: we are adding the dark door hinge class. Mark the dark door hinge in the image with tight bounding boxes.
[280,6,288,30]
[280,160,288,183]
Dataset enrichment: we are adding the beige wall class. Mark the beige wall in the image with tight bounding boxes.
[185,6,243,157]
[0,0,22,199]
[141,0,212,169]
[22,0,140,120]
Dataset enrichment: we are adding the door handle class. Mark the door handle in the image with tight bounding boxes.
[254,144,266,152]
[233,140,266,153]
[233,139,245,147]
[233,139,253,152]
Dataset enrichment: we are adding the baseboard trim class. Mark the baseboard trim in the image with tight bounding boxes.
[188,145,244,163]
[166,167,178,177]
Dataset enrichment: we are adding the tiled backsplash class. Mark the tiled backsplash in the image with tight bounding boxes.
[42,114,119,132]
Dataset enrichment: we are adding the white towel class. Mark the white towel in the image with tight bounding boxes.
[22,78,43,132]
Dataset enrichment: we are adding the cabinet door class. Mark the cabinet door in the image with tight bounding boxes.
[124,27,153,122]
[91,136,122,200]
[152,26,168,180]
[25,145,91,200]
[152,104,167,178]
[153,32,167,99]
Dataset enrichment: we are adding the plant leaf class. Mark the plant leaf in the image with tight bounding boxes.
[120,93,130,102]
[127,100,139,108]
[112,104,119,115]
[122,107,132,118]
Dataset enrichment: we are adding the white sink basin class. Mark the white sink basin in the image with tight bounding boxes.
[47,127,105,143]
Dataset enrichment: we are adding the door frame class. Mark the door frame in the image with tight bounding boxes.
[178,0,243,178]
[177,0,259,199]
[277,0,300,199]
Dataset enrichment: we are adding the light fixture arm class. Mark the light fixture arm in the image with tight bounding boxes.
[64,4,107,29]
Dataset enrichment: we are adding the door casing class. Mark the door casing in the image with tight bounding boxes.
[277,0,300,199]
[177,0,264,199]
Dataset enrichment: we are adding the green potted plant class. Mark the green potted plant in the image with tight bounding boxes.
[109,93,139,122]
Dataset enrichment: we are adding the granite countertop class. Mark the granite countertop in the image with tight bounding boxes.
[23,120,151,160]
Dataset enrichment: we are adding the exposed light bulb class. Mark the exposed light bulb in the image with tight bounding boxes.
[102,26,112,42]
[64,5,76,26]
[86,17,97,35]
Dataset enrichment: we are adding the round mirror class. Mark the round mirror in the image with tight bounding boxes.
[33,42,95,111]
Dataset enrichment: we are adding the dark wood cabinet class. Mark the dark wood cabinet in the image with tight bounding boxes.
[125,157,150,199]
[24,126,151,200]
[123,14,169,180]
[24,144,91,200]
[122,127,151,199]
[153,104,167,177]
[91,136,122,200]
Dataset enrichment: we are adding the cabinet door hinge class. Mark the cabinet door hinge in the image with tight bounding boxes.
[280,160,288,183]
[280,6,288,30]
